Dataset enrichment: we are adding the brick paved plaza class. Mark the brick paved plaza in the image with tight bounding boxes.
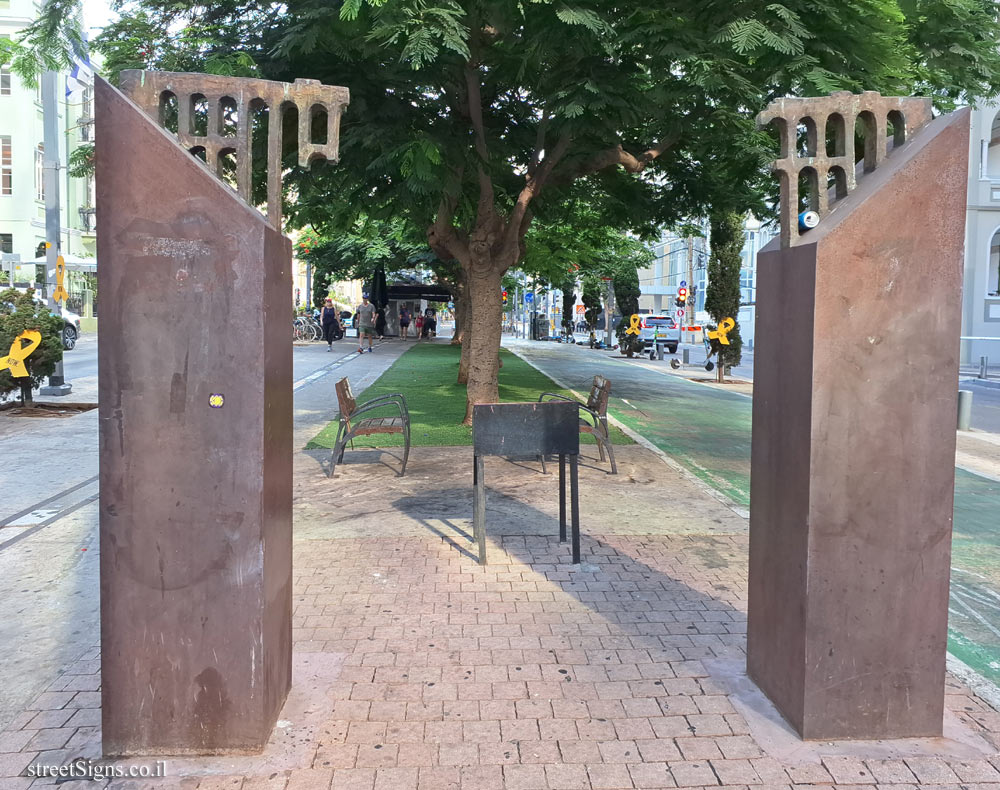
[3,445,1000,789]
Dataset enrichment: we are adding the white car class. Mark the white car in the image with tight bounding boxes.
[638,315,680,355]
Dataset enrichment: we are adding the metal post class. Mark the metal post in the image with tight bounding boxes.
[474,455,487,565]
[958,390,973,431]
[570,454,580,564]
[558,454,566,543]
[980,356,990,380]
[682,347,690,365]
[604,278,614,347]
[40,69,71,396]
[686,236,695,345]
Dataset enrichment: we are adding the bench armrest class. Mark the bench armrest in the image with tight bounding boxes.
[538,392,578,405]
[344,397,407,423]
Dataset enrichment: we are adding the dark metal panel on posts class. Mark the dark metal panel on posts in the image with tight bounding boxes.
[471,402,581,565]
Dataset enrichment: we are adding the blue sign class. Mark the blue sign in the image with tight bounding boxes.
[679,280,687,288]
[524,293,534,304]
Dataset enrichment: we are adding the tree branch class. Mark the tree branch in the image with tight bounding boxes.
[504,132,571,253]
[549,133,682,187]
[464,62,495,227]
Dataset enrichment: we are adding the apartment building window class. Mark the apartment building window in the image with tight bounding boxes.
[35,143,44,202]
[0,65,10,96]
[0,234,11,254]
[80,86,92,140]
[1,136,10,196]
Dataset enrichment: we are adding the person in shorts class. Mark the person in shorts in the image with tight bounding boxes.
[357,295,376,353]
[399,306,411,340]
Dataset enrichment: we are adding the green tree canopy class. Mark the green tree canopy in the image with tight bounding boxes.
[49,0,1000,417]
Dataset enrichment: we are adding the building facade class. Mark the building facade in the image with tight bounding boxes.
[0,0,95,288]
[963,102,1000,366]
[641,217,773,346]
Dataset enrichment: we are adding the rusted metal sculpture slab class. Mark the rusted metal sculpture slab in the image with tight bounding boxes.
[119,70,348,229]
[95,71,346,756]
[757,91,932,247]
[747,98,970,740]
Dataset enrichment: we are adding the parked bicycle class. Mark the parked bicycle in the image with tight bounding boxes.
[293,314,321,341]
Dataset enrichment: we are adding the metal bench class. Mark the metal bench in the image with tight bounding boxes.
[538,374,617,474]
[330,377,410,477]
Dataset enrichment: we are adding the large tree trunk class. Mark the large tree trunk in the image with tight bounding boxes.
[19,380,32,404]
[462,258,506,424]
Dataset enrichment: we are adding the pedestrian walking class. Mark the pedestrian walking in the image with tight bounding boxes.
[399,306,411,341]
[356,295,376,353]
[415,312,424,341]
[321,298,340,351]
[375,307,387,341]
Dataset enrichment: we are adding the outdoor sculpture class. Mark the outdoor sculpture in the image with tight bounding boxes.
[747,91,969,739]
[95,71,348,755]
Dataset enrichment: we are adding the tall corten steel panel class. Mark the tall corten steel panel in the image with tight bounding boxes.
[747,99,970,740]
[95,78,293,755]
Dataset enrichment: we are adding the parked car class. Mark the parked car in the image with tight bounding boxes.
[638,314,679,355]
[4,293,81,350]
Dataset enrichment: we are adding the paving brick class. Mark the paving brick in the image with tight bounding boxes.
[865,760,917,784]
[545,763,590,790]
[629,762,677,789]
[902,758,960,784]
[416,766,459,790]
[668,760,719,787]
[710,759,759,785]
[559,740,603,763]
[502,764,547,790]
[948,759,1000,782]
[822,757,876,785]
[587,763,634,789]
[285,768,333,790]
[458,765,503,790]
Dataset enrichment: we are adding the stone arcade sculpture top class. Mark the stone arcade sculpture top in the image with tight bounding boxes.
[119,70,349,229]
[757,91,933,247]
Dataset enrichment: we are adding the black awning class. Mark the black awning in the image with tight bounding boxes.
[387,283,452,302]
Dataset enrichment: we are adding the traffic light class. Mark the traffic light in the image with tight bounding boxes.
[675,286,688,308]
[502,290,508,306]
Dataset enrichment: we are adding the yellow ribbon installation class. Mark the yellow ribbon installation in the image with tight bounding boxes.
[625,314,642,336]
[0,330,42,378]
[708,317,736,346]
[52,255,69,305]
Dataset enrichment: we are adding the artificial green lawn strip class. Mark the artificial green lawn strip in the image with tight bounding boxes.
[306,342,634,449]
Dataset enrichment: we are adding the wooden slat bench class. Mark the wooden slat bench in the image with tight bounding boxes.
[538,374,617,474]
[329,377,411,477]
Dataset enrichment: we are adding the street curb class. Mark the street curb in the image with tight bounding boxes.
[947,653,1000,714]
[511,347,750,521]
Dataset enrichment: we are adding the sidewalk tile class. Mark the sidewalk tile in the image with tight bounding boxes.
[865,760,917,784]
[544,763,590,790]
[822,757,876,784]
[783,762,832,784]
[242,775,289,790]
[668,761,718,787]
[501,764,547,790]
[330,767,375,790]
[373,768,417,790]
[285,768,333,790]
[635,740,682,763]
[628,762,677,789]
[416,766,458,790]
[587,763,633,789]
[710,760,759,785]
[675,737,722,761]
[458,765,502,790]
[949,759,1000,782]
[902,757,960,784]
[559,740,603,763]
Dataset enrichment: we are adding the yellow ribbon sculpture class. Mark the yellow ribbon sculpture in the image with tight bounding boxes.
[708,317,736,346]
[52,255,69,305]
[0,330,42,378]
[625,314,641,335]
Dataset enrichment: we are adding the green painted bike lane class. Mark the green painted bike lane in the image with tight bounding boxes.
[510,340,1000,689]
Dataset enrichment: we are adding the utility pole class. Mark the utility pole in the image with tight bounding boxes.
[686,236,696,345]
[40,69,71,396]
[604,276,614,347]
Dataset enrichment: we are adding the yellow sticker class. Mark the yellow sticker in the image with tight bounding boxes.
[0,330,42,378]
[209,393,225,408]
[708,317,736,346]
[625,314,642,336]
[52,255,68,305]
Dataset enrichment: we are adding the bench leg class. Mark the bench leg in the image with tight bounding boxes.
[570,454,581,564]
[329,421,347,478]
[559,454,567,543]
[400,424,411,476]
[601,418,618,475]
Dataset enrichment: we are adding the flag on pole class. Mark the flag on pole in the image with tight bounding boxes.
[65,35,94,103]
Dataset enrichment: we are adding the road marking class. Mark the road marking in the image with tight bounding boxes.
[0,474,99,528]
[0,492,99,552]
[293,351,361,392]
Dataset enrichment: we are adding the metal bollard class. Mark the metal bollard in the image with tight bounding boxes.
[958,389,973,431]
[980,356,990,380]
[682,348,690,365]
[656,343,665,360]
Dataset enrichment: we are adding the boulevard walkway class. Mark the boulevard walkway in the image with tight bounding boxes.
[3,338,1000,789]
[507,339,1000,695]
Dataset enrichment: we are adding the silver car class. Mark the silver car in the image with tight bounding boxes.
[639,315,680,355]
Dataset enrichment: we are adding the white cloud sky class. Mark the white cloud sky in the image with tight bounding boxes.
[80,0,116,37]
